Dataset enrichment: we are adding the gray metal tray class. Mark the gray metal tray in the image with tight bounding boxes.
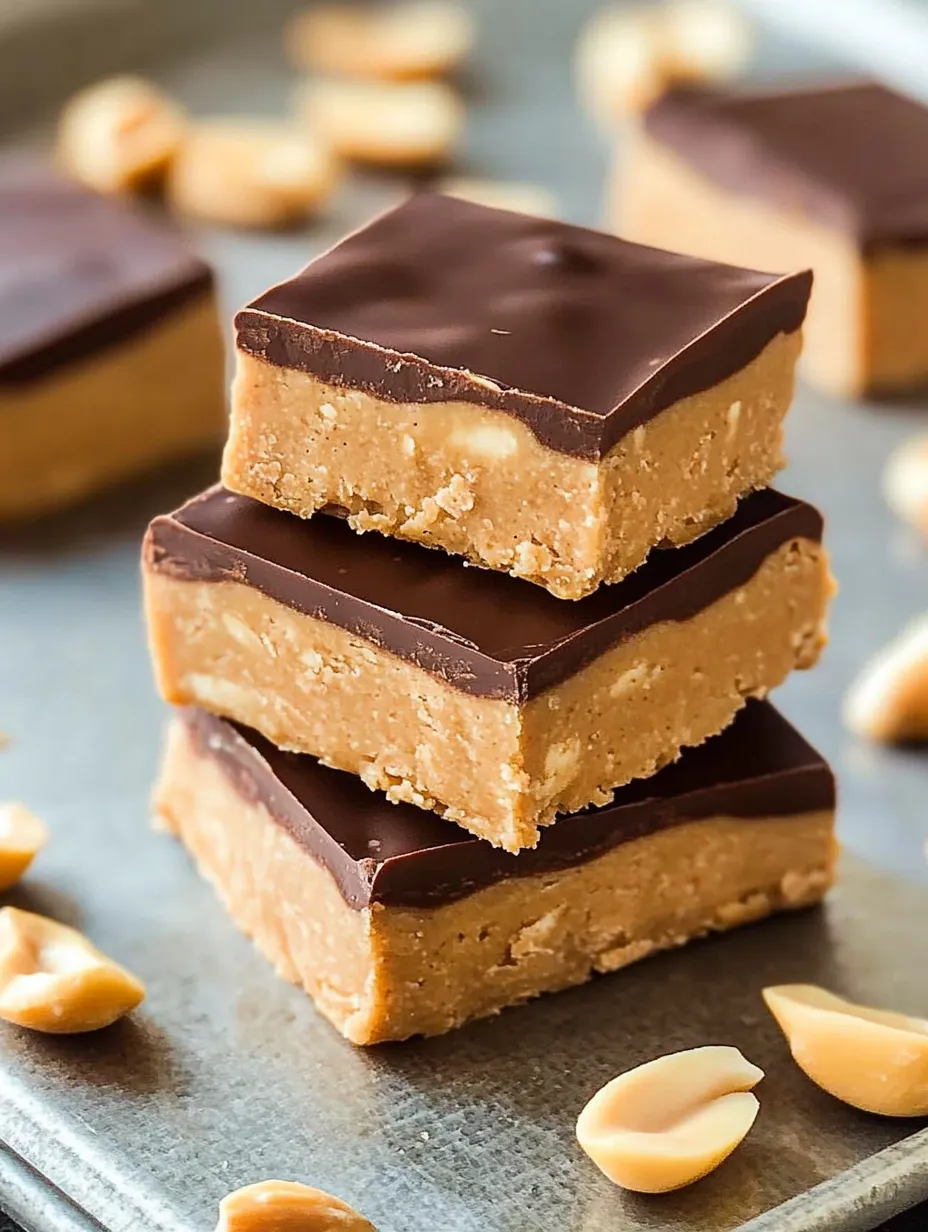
[1,3,927,1229]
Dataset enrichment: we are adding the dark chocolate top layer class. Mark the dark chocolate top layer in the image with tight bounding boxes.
[645,82,928,250]
[0,157,214,385]
[181,701,835,909]
[145,485,823,703]
[234,193,811,460]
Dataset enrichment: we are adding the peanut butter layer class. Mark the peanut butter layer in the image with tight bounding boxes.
[225,193,809,597]
[143,487,832,852]
[618,84,928,398]
[0,157,226,519]
[154,707,837,1043]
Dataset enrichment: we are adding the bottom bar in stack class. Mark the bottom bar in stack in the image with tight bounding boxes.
[154,701,836,1045]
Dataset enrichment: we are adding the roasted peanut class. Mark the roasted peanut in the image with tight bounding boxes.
[884,434,928,539]
[57,75,186,193]
[662,0,752,86]
[286,2,473,82]
[843,614,928,742]
[575,7,666,122]
[575,1,750,122]
[216,1180,375,1231]
[576,1046,763,1193]
[764,984,928,1117]
[0,907,145,1033]
[297,79,462,167]
[0,804,48,892]
[168,122,339,229]
[438,177,558,218]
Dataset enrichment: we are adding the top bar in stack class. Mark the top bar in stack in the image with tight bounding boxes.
[222,192,812,599]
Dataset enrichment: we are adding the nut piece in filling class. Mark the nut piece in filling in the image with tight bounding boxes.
[618,82,928,397]
[225,192,812,599]
[216,1180,375,1231]
[153,702,836,1043]
[286,1,473,81]
[143,486,831,852]
[0,907,145,1033]
[763,984,928,1117]
[168,122,339,230]
[576,1046,763,1193]
[296,79,462,167]
[843,614,928,743]
[57,75,186,194]
[0,804,48,892]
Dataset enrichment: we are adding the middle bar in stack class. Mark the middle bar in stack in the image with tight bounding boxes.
[143,483,830,853]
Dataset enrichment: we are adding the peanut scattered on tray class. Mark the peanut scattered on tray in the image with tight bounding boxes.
[764,984,928,1117]
[0,804,47,892]
[576,1045,763,1193]
[216,1180,376,1231]
[843,614,928,743]
[286,1,474,81]
[575,0,752,122]
[0,907,145,1034]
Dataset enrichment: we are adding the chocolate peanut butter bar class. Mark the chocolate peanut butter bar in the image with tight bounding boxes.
[617,82,928,398]
[0,158,226,520]
[155,702,837,1044]
[223,192,810,599]
[143,485,832,852]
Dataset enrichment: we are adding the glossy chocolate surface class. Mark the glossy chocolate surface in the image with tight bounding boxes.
[181,701,835,909]
[234,193,810,459]
[145,485,824,702]
[0,157,213,385]
[645,82,928,250]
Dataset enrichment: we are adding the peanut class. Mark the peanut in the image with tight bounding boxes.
[576,1045,763,1193]
[286,2,473,82]
[168,121,339,229]
[0,907,145,1033]
[297,79,462,167]
[763,984,928,1117]
[843,614,928,742]
[57,75,185,193]
[0,804,48,892]
[216,1180,375,1231]
[884,433,928,539]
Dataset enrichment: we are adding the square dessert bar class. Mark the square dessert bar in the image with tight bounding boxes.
[223,192,811,599]
[143,485,832,853]
[0,158,226,520]
[618,82,928,398]
[155,702,837,1044]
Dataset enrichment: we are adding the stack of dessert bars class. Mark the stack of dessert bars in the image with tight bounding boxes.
[143,194,837,1045]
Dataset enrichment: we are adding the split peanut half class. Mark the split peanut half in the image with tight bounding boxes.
[438,177,558,218]
[0,804,48,892]
[884,433,928,539]
[575,0,751,122]
[57,75,186,194]
[843,614,928,742]
[0,907,145,1033]
[216,1180,375,1231]
[168,121,339,229]
[576,1045,763,1193]
[763,985,928,1118]
[297,79,463,167]
[286,2,473,81]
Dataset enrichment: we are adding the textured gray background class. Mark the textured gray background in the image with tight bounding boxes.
[1,2,928,1230]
